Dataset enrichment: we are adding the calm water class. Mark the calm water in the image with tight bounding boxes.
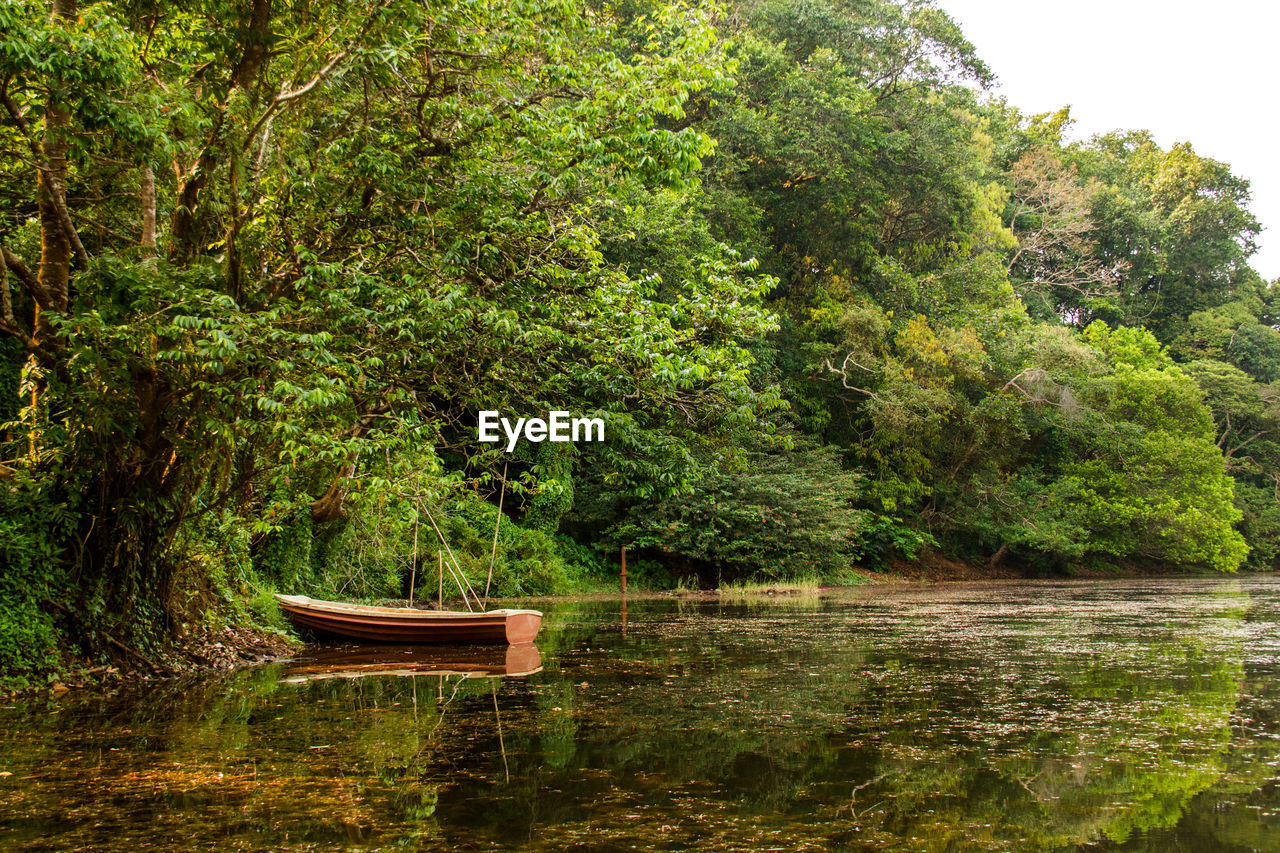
[3,578,1280,852]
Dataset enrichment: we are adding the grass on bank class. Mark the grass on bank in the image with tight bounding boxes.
[715,568,874,598]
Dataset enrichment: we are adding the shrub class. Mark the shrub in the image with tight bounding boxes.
[0,478,71,687]
[604,434,867,584]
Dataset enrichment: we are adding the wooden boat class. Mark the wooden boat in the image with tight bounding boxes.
[274,594,542,645]
[280,643,542,682]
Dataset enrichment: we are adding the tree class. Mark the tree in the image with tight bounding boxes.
[1004,148,1121,323]
[0,0,778,664]
[1077,133,1260,339]
[581,432,866,583]
[959,325,1247,572]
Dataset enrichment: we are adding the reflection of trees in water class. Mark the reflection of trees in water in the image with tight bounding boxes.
[829,636,1244,850]
[451,595,1254,851]
[1083,665,1280,852]
[0,666,527,850]
[1,588,1277,852]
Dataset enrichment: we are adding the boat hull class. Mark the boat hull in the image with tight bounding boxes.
[275,595,542,645]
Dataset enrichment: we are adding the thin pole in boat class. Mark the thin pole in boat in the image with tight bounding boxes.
[438,551,444,611]
[483,462,507,609]
[421,505,479,611]
[409,499,420,606]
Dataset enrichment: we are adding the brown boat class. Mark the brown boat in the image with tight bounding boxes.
[280,643,542,682]
[274,594,542,645]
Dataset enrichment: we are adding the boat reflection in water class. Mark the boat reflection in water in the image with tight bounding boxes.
[280,643,543,683]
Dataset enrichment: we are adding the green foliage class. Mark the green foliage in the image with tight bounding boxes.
[1233,481,1280,570]
[524,443,576,534]
[253,508,316,591]
[598,434,867,583]
[285,487,610,605]
[1077,134,1260,340]
[0,478,71,687]
[552,535,621,588]
[857,515,938,569]
[245,588,289,633]
[1181,357,1280,569]
[0,0,781,676]
[311,520,405,602]
[2,0,1278,683]
[946,325,1247,572]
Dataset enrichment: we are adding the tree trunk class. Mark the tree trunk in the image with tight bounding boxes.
[140,165,156,251]
[35,0,77,344]
[311,456,358,523]
[25,0,78,457]
[169,0,273,258]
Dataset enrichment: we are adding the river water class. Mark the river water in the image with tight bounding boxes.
[2,578,1279,851]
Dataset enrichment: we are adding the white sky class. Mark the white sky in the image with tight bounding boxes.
[936,0,1280,281]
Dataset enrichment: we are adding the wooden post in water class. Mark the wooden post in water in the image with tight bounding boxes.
[620,580,628,638]
[620,546,627,594]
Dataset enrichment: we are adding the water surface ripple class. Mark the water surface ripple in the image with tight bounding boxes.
[2,577,1279,851]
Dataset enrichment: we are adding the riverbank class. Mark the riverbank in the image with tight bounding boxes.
[4,556,1245,699]
[504,552,1232,603]
[4,624,297,699]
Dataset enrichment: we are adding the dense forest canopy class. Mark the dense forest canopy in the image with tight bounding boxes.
[1,0,1276,682]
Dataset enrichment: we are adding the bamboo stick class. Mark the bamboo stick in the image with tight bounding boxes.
[483,463,507,608]
[421,505,479,610]
[409,501,419,605]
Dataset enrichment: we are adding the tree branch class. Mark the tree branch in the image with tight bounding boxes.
[242,48,350,154]
[0,86,89,269]
[0,244,45,306]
